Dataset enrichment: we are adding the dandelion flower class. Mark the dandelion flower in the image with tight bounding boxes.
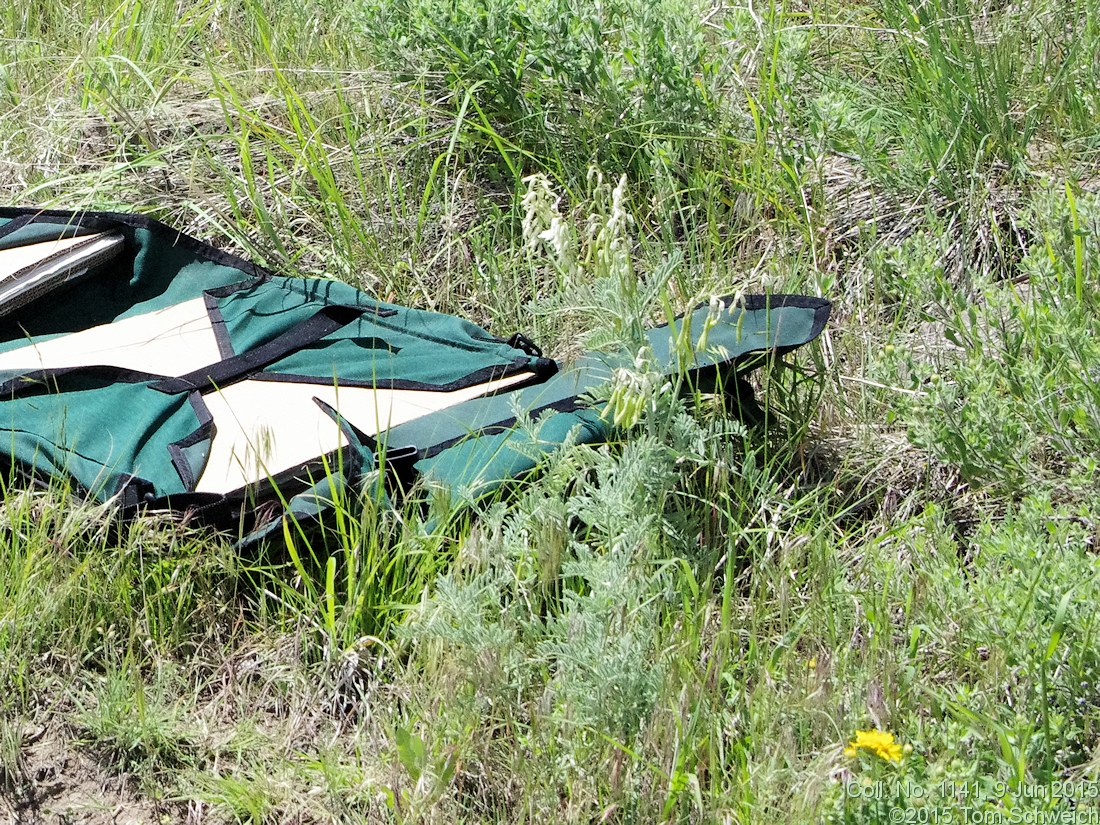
[843,729,904,763]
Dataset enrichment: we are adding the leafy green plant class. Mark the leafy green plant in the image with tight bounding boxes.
[901,186,1100,495]
[351,0,723,191]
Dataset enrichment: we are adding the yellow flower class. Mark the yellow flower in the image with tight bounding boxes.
[844,729,904,763]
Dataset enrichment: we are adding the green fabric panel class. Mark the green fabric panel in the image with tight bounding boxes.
[121,225,250,316]
[0,222,255,353]
[414,407,610,501]
[647,297,826,372]
[217,277,535,387]
[265,325,531,387]
[176,438,211,489]
[0,221,93,251]
[213,277,358,353]
[0,377,205,499]
[317,402,376,480]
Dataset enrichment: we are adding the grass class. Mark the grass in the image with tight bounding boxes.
[1,0,1099,821]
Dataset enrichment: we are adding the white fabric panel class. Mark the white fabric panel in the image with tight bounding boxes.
[195,371,533,495]
[0,232,125,311]
[0,297,222,375]
[0,232,111,281]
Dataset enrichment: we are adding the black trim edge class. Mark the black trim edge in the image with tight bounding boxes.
[151,304,366,394]
[0,364,167,400]
[252,357,553,394]
[714,293,832,354]
[166,391,216,491]
[418,395,586,461]
[203,292,236,359]
[0,207,276,282]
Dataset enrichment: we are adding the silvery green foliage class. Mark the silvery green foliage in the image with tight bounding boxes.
[402,430,687,763]
[566,435,678,549]
[535,540,668,742]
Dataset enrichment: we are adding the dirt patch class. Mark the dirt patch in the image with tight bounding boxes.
[2,724,169,825]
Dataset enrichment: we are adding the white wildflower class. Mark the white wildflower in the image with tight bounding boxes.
[538,216,570,261]
[521,173,558,254]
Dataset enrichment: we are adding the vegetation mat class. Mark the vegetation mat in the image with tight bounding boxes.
[1,0,1098,821]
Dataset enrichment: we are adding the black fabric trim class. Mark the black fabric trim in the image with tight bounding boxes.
[0,207,275,282]
[150,304,366,394]
[0,215,34,241]
[180,392,215,446]
[203,291,235,359]
[142,491,234,523]
[312,396,371,481]
[312,397,420,494]
[251,357,552,394]
[247,446,353,501]
[202,277,271,299]
[363,311,533,356]
[690,293,830,314]
[358,305,399,319]
[0,364,166,399]
[374,443,420,492]
[166,446,190,490]
[532,358,558,377]
[167,391,216,491]
[116,475,157,510]
[506,332,542,358]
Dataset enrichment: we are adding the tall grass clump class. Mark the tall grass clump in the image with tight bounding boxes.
[873,0,1038,185]
[350,0,726,194]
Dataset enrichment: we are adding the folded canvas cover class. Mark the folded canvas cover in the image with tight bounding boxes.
[0,207,830,541]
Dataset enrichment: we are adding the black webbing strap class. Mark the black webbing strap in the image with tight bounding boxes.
[506,332,542,358]
[384,354,606,460]
[151,304,364,394]
[115,474,157,511]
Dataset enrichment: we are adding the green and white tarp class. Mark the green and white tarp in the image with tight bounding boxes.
[0,207,830,540]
